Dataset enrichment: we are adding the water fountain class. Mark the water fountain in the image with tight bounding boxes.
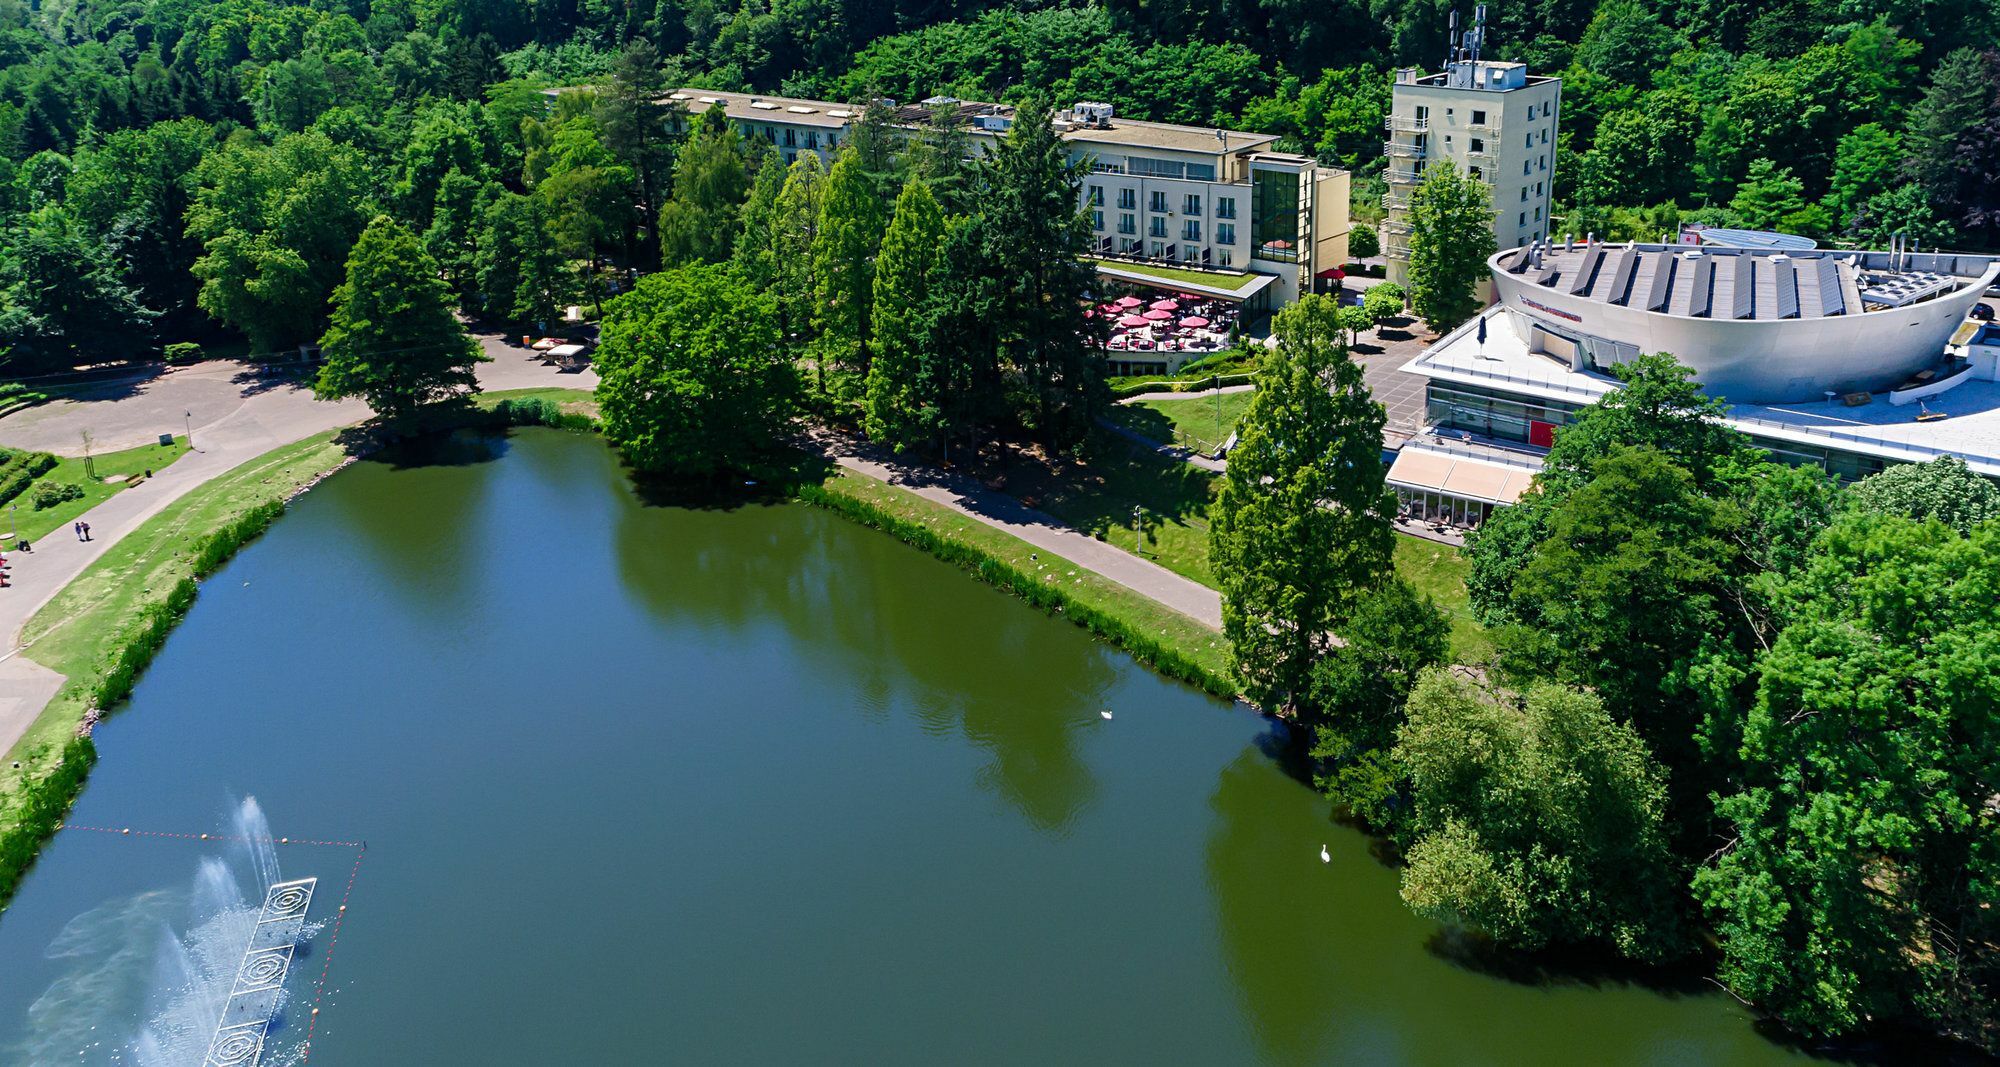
[115,798,319,1067]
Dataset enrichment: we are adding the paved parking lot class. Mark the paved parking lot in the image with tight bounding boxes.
[1352,322,1435,445]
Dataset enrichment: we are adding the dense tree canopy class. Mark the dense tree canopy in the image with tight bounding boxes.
[314,214,484,420]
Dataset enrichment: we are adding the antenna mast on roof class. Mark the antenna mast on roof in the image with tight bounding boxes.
[1446,9,1459,69]
[1469,4,1487,64]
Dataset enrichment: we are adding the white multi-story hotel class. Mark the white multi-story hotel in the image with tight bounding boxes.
[651,89,1350,312]
[1381,11,1560,288]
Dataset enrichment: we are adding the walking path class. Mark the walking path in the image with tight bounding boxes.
[1114,382,1255,405]
[0,337,593,758]
[820,434,1224,630]
[1097,419,1228,473]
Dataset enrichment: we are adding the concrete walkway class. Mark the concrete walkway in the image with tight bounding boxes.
[1097,419,1228,473]
[821,436,1224,630]
[1114,382,1256,405]
[0,336,592,758]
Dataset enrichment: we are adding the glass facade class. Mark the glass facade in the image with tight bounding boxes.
[1250,169,1300,262]
[1425,383,1582,444]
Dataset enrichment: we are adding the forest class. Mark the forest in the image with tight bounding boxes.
[4,0,1999,372]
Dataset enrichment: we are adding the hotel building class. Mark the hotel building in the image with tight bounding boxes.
[648,89,1350,313]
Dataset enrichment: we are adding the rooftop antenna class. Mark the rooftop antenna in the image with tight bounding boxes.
[1446,9,1459,69]
[1470,4,1487,64]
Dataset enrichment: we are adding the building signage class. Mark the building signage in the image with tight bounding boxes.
[1519,297,1583,324]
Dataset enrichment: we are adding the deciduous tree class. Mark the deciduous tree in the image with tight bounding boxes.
[1405,161,1495,332]
[315,215,484,420]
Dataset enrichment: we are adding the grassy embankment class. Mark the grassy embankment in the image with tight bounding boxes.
[5,437,194,545]
[985,427,1492,665]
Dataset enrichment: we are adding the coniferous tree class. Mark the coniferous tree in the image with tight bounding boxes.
[977,98,1104,447]
[1405,160,1496,332]
[1209,294,1394,713]
[812,144,887,408]
[771,152,827,352]
[864,178,947,451]
[315,215,485,420]
[732,151,787,290]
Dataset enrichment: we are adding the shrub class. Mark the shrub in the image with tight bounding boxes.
[0,449,58,507]
[30,481,85,510]
[164,342,205,363]
[0,736,98,903]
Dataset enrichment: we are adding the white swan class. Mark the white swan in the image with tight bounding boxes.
[1100,709,1113,720]
[1319,844,1331,863]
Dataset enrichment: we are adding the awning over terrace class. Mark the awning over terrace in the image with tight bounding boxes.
[1385,446,1539,506]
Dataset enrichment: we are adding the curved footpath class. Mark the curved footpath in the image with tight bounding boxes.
[0,338,595,758]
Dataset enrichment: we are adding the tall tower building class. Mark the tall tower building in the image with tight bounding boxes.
[1381,7,1561,290]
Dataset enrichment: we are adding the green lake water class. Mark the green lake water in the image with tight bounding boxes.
[0,428,1804,1064]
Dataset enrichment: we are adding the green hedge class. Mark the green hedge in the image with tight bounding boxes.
[794,481,1236,699]
[0,735,96,903]
[1110,372,1255,400]
[485,397,597,432]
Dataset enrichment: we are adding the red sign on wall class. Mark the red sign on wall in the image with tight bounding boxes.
[1529,420,1557,448]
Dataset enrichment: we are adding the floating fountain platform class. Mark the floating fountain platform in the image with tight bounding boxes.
[204,876,317,1066]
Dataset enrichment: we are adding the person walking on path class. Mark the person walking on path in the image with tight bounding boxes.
[72,522,82,541]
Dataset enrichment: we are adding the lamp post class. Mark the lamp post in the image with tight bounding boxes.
[1132,505,1144,556]
[185,410,194,451]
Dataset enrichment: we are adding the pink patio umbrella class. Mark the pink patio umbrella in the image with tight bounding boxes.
[1142,309,1173,321]
[1118,313,1152,328]
[1179,315,1211,328]
[1148,298,1179,311]
[1115,296,1144,308]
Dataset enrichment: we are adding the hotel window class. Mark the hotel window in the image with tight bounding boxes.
[1540,129,1549,144]
[1539,155,1547,171]
[1092,210,1104,230]
[1149,190,1168,213]
[1118,189,1136,210]
[1415,105,1429,123]
[1469,166,1482,181]
[1471,109,1486,125]
[1149,216,1167,237]
[784,128,796,147]
[806,132,818,149]
[1183,220,1201,241]
[1218,250,1233,267]
[1522,160,1531,176]
[1118,212,1135,234]
[1088,185,1104,206]
[1216,196,1236,219]
[1520,187,1528,202]
[1216,222,1235,245]
[1534,206,1542,220]
[1470,137,1484,153]
[1519,211,1526,226]
[1535,181,1543,196]
[1149,240,1165,258]
[1184,194,1202,215]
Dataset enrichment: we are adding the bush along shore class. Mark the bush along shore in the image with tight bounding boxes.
[793,479,1237,700]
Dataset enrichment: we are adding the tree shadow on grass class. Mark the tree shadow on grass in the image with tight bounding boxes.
[989,429,1217,545]
[1104,403,1175,445]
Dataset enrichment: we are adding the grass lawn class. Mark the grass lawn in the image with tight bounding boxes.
[1393,534,1492,666]
[0,431,353,825]
[7,436,193,545]
[816,469,1232,683]
[1090,257,1261,293]
[1110,391,1256,454]
[476,386,597,417]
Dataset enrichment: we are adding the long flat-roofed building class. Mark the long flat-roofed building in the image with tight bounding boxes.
[649,88,1349,311]
[1384,238,2000,529]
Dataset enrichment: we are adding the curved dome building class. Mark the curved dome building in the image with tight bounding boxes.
[1487,241,2000,403]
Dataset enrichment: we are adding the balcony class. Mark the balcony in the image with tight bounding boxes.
[1381,219,1412,236]
[1466,149,1497,169]
[1386,167,1423,185]
[1381,191,1410,211]
[1467,123,1498,137]
[1383,140,1425,159]
[1384,242,1411,259]
[1384,115,1429,133]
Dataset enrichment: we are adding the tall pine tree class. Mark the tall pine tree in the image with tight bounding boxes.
[812,144,887,409]
[864,179,948,451]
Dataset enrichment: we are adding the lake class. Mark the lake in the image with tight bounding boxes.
[0,428,1800,1064]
